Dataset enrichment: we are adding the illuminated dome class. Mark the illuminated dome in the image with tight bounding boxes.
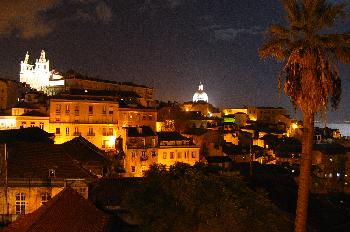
[193,83,208,102]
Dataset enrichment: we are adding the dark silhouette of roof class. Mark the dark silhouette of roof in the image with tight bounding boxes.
[7,142,94,179]
[62,136,110,165]
[2,187,110,232]
[205,156,232,163]
[223,143,244,155]
[183,128,208,135]
[126,126,156,137]
[64,70,151,89]
[0,127,54,144]
[61,88,141,98]
[157,131,189,141]
[313,143,346,154]
[21,110,48,117]
[13,101,38,109]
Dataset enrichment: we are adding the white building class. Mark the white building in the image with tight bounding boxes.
[20,50,64,91]
[193,83,208,103]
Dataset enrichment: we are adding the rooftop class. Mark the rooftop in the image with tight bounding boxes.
[6,142,94,179]
[0,127,54,144]
[157,131,189,141]
[2,187,110,232]
[62,136,110,165]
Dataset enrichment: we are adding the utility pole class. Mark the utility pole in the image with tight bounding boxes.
[249,144,253,176]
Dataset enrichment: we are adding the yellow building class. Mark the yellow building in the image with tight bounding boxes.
[119,107,157,132]
[49,98,122,151]
[222,108,248,116]
[157,132,200,167]
[123,126,158,177]
[0,143,92,224]
[0,110,49,131]
[247,107,288,123]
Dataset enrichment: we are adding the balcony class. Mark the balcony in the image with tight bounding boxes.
[73,132,81,136]
[87,133,95,136]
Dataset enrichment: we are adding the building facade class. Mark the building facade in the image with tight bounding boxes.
[49,98,122,151]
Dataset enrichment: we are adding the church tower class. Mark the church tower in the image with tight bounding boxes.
[19,50,50,91]
[193,82,209,102]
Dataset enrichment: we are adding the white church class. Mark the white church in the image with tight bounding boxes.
[20,50,64,91]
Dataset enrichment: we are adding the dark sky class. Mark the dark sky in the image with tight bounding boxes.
[0,0,349,122]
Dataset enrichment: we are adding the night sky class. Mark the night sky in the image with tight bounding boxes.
[0,0,349,122]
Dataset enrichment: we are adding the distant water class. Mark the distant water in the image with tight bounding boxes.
[314,123,350,137]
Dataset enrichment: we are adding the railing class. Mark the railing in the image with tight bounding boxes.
[73,132,81,136]
[87,133,95,136]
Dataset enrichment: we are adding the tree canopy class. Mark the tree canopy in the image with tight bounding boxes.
[122,163,293,232]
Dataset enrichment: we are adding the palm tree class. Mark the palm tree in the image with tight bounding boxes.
[259,0,350,231]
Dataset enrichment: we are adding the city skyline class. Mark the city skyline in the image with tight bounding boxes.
[0,0,349,122]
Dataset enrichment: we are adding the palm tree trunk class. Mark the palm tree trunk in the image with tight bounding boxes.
[295,113,314,232]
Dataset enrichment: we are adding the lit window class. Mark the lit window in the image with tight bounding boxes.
[170,152,174,159]
[55,104,61,114]
[88,128,94,136]
[65,127,69,136]
[79,188,86,194]
[74,105,79,115]
[163,152,167,159]
[30,122,35,127]
[88,106,93,115]
[74,127,80,136]
[21,122,26,128]
[132,152,136,158]
[56,128,60,135]
[177,152,182,159]
[15,193,26,214]
[41,193,51,205]
[141,165,147,174]
[192,151,196,158]
[39,122,44,130]
[102,140,108,148]
[108,128,113,136]
[109,106,113,114]
[131,166,136,172]
[65,105,70,113]
[102,105,107,114]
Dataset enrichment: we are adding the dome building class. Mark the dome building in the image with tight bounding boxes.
[193,83,208,103]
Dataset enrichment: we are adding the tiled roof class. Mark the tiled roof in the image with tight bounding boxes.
[62,136,110,165]
[157,131,189,141]
[2,187,110,232]
[7,142,94,179]
[126,126,156,137]
[0,127,54,144]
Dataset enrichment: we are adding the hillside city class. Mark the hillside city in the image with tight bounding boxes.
[0,50,350,231]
